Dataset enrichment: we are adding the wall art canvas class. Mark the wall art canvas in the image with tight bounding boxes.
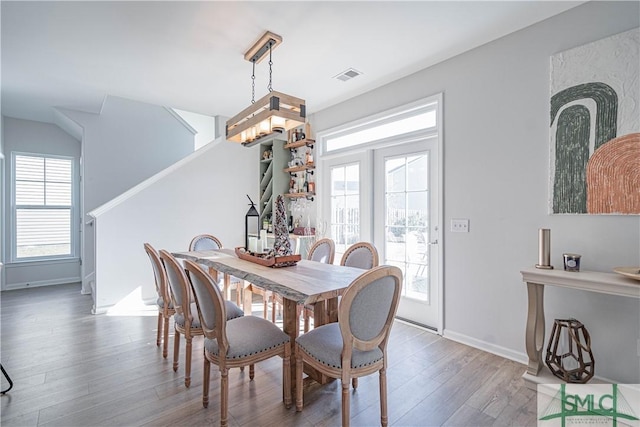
[550,27,639,214]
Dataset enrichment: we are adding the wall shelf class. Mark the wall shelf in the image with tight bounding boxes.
[284,139,315,150]
[258,139,289,224]
[284,164,315,174]
[284,192,315,200]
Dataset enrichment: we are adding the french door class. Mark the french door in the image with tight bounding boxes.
[373,139,440,329]
[323,138,440,330]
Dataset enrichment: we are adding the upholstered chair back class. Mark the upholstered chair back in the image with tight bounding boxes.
[308,238,335,264]
[340,242,379,270]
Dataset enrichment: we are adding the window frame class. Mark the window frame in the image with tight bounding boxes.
[11,151,78,263]
[319,97,439,158]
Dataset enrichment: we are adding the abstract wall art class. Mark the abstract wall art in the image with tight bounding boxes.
[549,27,639,214]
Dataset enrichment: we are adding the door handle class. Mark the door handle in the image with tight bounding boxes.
[428,240,438,245]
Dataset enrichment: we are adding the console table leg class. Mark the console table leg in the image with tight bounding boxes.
[526,282,545,376]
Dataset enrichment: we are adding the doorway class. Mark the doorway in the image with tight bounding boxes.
[373,139,439,329]
[319,95,443,331]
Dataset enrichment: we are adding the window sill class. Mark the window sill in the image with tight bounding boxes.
[6,257,80,267]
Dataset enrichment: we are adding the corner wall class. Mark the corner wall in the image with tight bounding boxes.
[2,117,81,289]
[309,1,640,382]
[90,138,257,313]
[59,95,195,295]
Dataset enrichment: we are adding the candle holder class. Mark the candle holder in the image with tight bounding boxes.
[244,195,260,252]
[535,228,554,269]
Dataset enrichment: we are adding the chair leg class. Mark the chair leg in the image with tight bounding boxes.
[352,377,358,389]
[220,368,229,427]
[379,368,388,427]
[263,295,268,319]
[342,379,351,427]
[156,313,162,346]
[236,283,242,307]
[249,364,255,380]
[162,315,170,358]
[202,357,210,408]
[173,329,180,372]
[271,297,277,323]
[295,347,304,412]
[185,336,192,388]
[283,343,292,409]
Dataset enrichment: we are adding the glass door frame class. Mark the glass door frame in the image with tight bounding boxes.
[317,93,444,333]
[373,137,441,331]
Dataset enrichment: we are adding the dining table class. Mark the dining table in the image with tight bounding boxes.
[172,248,366,391]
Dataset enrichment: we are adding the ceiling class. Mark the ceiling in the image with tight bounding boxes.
[1,1,584,125]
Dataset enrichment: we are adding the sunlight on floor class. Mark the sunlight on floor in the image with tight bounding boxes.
[106,286,157,316]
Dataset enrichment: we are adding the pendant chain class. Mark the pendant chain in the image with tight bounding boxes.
[251,61,256,104]
[268,43,273,93]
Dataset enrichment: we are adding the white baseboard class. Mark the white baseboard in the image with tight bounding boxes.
[82,272,95,295]
[443,329,529,365]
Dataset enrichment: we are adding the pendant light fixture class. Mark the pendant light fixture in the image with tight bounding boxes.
[226,31,306,146]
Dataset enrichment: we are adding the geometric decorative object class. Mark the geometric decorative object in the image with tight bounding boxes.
[226,31,306,146]
[545,318,595,383]
[549,28,639,214]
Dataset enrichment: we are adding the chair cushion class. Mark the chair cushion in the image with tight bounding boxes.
[296,323,383,369]
[175,301,243,328]
[174,302,201,328]
[156,296,173,309]
[204,316,289,359]
[225,301,245,320]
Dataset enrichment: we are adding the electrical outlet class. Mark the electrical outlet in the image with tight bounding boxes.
[451,219,469,233]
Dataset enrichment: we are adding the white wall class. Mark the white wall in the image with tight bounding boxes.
[2,117,81,289]
[89,138,257,313]
[309,1,640,383]
[59,95,195,295]
[172,108,216,150]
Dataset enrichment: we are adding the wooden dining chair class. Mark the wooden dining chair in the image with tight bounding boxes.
[301,238,336,332]
[308,237,336,264]
[249,237,298,322]
[143,243,175,358]
[184,259,292,427]
[189,234,243,306]
[295,265,402,427]
[159,250,244,388]
[302,240,377,333]
[340,241,379,270]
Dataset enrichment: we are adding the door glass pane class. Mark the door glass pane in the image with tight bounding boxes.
[407,155,428,191]
[329,163,360,260]
[384,155,429,302]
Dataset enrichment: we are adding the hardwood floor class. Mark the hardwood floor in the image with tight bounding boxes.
[0,283,537,426]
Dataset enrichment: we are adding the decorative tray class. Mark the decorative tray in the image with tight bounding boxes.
[235,247,301,268]
[613,267,640,281]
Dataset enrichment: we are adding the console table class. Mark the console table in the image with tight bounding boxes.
[520,267,640,389]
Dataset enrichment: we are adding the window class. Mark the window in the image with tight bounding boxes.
[324,103,437,153]
[13,153,75,260]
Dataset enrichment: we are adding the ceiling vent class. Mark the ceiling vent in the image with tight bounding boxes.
[334,68,363,82]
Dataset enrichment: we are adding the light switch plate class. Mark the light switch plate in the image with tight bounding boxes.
[451,219,469,232]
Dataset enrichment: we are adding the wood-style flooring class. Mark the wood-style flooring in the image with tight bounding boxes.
[0,283,537,426]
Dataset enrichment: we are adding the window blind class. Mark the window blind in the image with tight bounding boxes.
[14,154,73,259]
